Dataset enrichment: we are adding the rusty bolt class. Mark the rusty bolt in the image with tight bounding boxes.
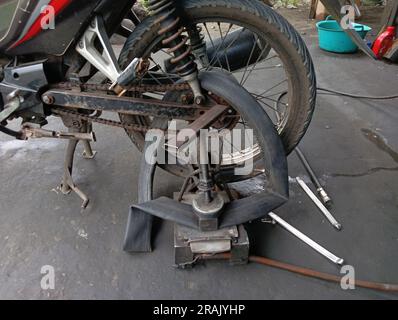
[180,94,188,103]
[72,120,81,127]
[42,95,54,105]
[195,95,205,105]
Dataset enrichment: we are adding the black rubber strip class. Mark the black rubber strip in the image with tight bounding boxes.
[0,124,23,139]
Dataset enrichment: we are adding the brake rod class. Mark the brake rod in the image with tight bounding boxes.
[21,125,95,141]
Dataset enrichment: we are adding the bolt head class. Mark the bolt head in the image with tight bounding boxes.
[42,95,54,105]
[195,95,205,105]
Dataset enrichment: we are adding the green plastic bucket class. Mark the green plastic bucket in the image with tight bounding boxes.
[316,16,371,53]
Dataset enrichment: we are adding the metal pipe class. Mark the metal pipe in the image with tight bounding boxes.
[82,123,97,159]
[295,147,332,207]
[60,127,90,208]
[268,212,344,266]
[296,177,342,231]
[0,124,23,139]
[199,134,213,203]
[22,126,95,141]
[200,253,398,293]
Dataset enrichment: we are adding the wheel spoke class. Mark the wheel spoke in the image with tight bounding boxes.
[203,23,224,69]
[148,57,177,84]
[256,95,288,106]
[239,36,260,84]
[206,23,233,69]
[240,48,276,85]
[217,23,232,72]
[255,89,289,100]
[250,94,282,114]
[257,79,287,97]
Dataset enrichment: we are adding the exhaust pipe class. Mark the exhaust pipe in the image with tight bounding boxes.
[164,29,270,80]
[206,29,270,72]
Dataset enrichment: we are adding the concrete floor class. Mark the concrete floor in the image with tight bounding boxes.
[1,10,398,300]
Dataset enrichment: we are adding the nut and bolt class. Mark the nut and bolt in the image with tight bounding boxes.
[180,94,188,103]
[42,95,54,105]
[195,95,205,105]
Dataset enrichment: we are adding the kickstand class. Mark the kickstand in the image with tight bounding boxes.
[82,123,97,159]
[60,121,96,208]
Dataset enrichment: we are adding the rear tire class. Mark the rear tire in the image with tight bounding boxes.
[119,0,316,155]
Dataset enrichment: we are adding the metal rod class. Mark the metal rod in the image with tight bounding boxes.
[44,89,209,121]
[60,127,90,208]
[61,139,78,195]
[82,123,97,159]
[295,147,332,207]
[0,124,23,139]
[199,134,213,203]
[202,253,398,293]
[268,212,344,266]
[296,177,342,231]
[22,126,95,141]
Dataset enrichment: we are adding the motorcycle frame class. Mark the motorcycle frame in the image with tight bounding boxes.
[0,0,139,115]
[1,0,199,125]
[0,0,136,58]
[0,0,211,123]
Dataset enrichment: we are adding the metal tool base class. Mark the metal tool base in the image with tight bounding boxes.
[173,191,249,268]
[174,224,249,268]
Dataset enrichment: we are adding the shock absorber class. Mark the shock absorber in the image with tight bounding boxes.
[148,0,205,104]
[187,25,210,67]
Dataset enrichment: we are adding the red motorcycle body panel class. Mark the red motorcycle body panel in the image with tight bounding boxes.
[0,0,135,56]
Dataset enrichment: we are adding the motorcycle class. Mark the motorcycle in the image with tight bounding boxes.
[0,0,316,255]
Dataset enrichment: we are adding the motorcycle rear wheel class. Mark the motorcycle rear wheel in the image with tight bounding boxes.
[119,0,316,158]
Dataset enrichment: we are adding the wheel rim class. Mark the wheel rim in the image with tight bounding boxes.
[120,18,295,179]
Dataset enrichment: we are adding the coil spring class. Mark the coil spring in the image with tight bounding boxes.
[148,0,197,77]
